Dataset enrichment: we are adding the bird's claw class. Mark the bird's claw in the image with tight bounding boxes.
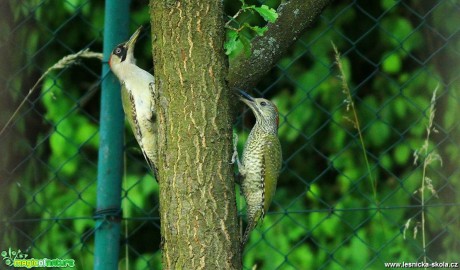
[230,132,239,164]
[230,150,238,165]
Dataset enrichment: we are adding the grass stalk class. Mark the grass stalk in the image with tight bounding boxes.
[415,86,441,264]
[332,42,378,202]
[0,49,103,137]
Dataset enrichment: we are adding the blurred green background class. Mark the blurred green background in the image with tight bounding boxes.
[0,0,458,269]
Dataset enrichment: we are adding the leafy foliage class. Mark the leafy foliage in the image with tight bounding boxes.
[1,1,458,270]
[224,0,278,56]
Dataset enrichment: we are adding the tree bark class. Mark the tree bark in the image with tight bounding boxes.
[150,1,240,269]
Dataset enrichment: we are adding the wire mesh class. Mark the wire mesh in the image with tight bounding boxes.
[0,0,459,269]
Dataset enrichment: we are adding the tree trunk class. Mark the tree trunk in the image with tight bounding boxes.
[149,0,331,268]
[149,1,241,269]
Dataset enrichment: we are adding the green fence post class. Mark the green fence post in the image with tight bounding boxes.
[94,1,131,269]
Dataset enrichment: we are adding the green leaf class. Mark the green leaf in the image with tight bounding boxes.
[381,17,413,48]
[244,23,268,36]
[380,153,392,171]
[382,52,402,74]
[239,34,252,57]
[380,0,396,10]
[394,144,411,165]
[254,5,278,23]
[367,121,390,147]
[393,97,407,118]
[306,183,321,201]
[224,30,239,55]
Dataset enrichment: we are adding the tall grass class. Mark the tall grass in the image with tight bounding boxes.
[407,86,442,265]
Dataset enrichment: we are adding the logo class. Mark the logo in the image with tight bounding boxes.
[1,248,75,268]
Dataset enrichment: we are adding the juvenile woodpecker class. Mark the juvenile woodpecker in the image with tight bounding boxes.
[232,90,282,248]
[109,26,158,179]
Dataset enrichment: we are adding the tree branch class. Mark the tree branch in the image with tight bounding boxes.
[227,0,332,90]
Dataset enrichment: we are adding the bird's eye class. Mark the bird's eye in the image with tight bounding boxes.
[260,101,267,106]
[115,47,122,54]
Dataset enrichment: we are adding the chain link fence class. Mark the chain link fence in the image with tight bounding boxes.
[1,0,459,269]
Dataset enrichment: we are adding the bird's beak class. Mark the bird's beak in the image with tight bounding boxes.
[238,89,259,114]
[238,89,255,102]
[125,26,142,50]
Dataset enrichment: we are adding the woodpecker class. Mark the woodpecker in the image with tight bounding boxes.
[109,26,158,180]
[231,90,282,248]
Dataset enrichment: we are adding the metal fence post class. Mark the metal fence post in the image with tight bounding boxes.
[94,0,131,269]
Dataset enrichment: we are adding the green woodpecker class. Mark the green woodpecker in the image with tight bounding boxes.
[109,26,158,179]
[232,90,282,248]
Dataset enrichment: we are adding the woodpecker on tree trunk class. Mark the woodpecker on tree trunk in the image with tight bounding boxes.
[109,26,158,180]
[232,89,282,248]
